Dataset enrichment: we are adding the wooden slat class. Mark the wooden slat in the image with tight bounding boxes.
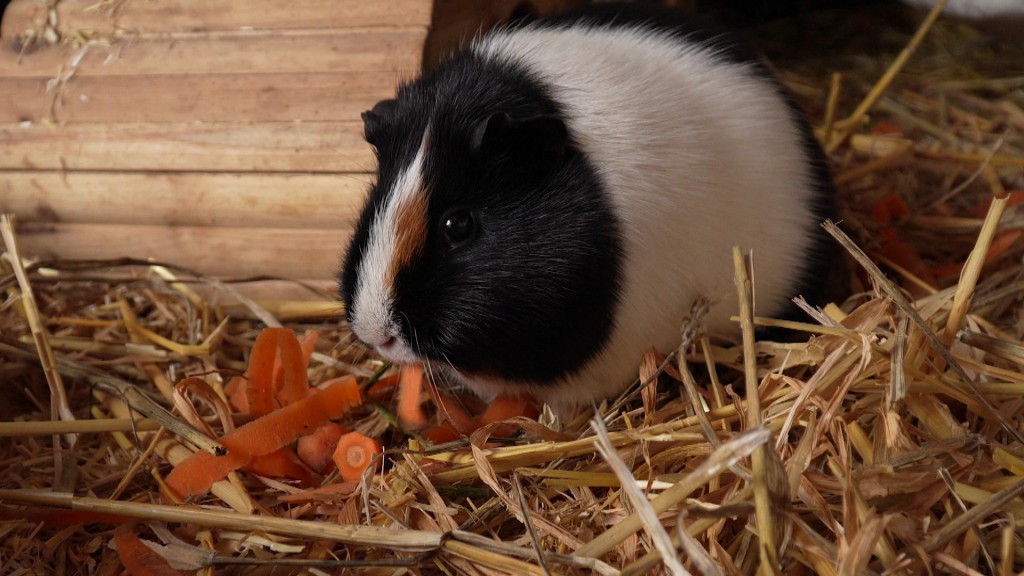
[14,222,352,280]
[0,28,427,78]
[1,0,434,39]
[1,171,370,229]
[0,71,406,123]
[0,122,374,172]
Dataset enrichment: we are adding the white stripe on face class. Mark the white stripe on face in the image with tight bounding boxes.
[350,129,429,362]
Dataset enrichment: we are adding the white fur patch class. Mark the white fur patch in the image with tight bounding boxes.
[472,24,822,406]
[350,131,429,364]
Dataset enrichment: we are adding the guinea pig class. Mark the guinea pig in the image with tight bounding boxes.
[339,4,835,408]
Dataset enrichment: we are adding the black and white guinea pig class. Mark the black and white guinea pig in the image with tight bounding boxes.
[339,4,834,407]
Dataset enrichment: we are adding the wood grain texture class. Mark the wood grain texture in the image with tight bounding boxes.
[0,171,371,228]
[2,0,433,39]
[0,121,375,172]
[0,28,427,78]
[14,221,353,279]
[0,71,408,123]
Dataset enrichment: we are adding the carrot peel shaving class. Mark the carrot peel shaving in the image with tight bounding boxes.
[165,376,361,500]
[397,364,428,429]
[113,524,186,576]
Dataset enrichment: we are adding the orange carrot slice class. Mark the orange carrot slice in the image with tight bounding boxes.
[421,424,463,444]
[367,372,401,400]
[297,422,349,474]
[165,376,361,499]
[245,447,319,485]
[245,328,287,417]
[298,329,319,366]
[333,432,382,482]
[480,394,538,424]
[113,524,186,576]
[432,391,478,434]
[478,394,539,437]
[223,375,249,413]
[274,329,309,407]
[397,364,428,429]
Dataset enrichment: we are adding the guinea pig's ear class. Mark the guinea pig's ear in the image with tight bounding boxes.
[361,99,397,147]
[471,112,568,166]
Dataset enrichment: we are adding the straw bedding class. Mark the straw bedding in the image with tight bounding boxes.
[2,3,1023,574]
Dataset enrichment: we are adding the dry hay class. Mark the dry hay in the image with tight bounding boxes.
[2,3,1024,575]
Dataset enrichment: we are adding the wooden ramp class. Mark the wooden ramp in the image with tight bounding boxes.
[0,0,430,285]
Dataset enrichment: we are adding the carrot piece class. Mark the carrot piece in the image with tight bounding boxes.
[245,328,288,417]
[432,391,478,434]
[274,329,309,407]
[479,394,538,424]
[974,189,1024,217]
[297,422,349,474]
[298,329,319,366]
[397,364,428,429]
[985,229,1023,263]
[163,448,250,501]
[421,424,463,444]
[245,447,320,485]
[164,376,361,499]
[333,432,383,482]
[479,394,539,437]
[367,372,401,400]
[113,524,186,576]
[223,375,249,413]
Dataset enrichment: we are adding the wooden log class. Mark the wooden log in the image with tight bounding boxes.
[0,122,374,173]
[0,28,427,78]
[1,0,434,40]
[0,171,370,228]
[14,221,352,280]
[0,71,407,123]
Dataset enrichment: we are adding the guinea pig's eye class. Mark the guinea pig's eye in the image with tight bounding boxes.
[440,209,476,246]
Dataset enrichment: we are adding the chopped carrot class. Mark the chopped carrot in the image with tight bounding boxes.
[933,229,1024,277]
[432,391,479,434]
[479,394,538,424]
[244,328,287,417]
[297,422,349,474]
[333,432,382,482]
[479,394,539,437]
[245,447,320,485]
[113,524,186,576]
[974,189,1024,217]
[985,229,1023,263]
[164,376,361,500]
[223,375,249,413]
[298,329,319,366]
[871,193,910,225]
[397,364,428,429]
[367,372,401,400]
[274,329,309,407]
[421,424,463,444]
[162,448,249,501]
